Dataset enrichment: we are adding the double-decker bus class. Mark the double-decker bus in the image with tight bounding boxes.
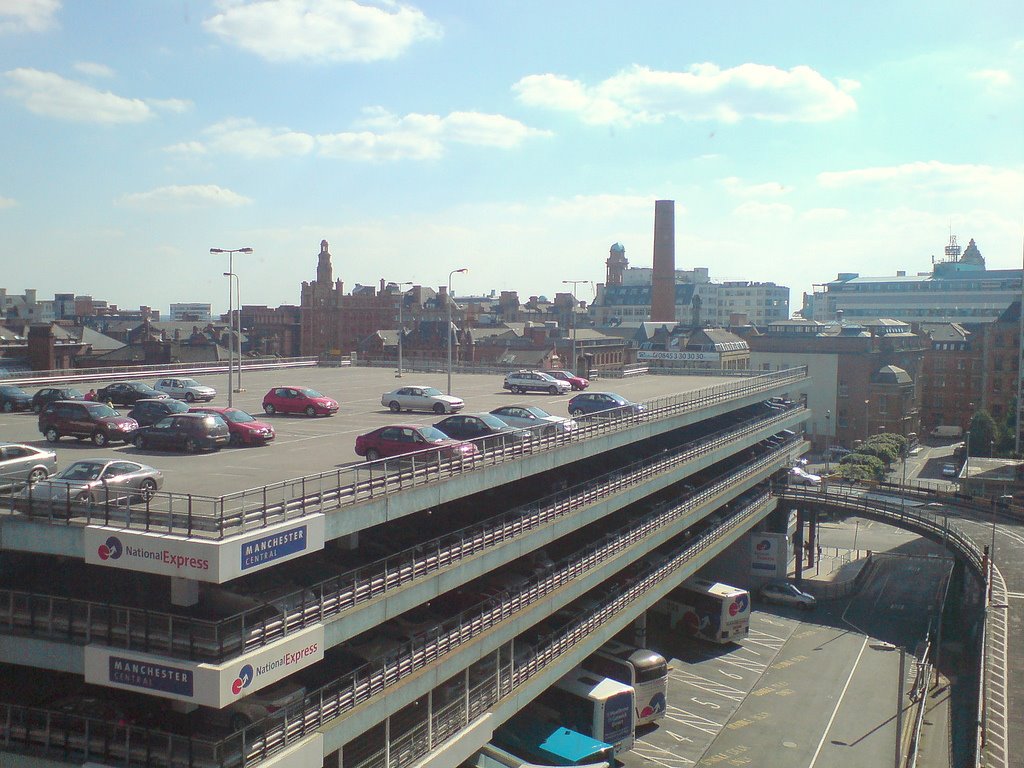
[660,577,750,644]
[536,670,635,754]
[583,639,669,726]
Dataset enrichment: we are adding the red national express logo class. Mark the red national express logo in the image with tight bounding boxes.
[231,664,254,695]
[729,594,750,616]
[755,539,772,552]
[97,536,123,561]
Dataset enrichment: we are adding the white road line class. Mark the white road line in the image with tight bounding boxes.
[807,635,869,768]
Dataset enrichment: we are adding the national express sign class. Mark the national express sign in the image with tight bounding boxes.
[84,515,325,583]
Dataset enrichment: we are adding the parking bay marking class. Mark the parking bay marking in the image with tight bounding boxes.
[664,703,724,734]
[631,740,696,767]
[672,668,746,702]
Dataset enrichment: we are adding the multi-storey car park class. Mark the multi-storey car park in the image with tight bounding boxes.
[0,365,812,768]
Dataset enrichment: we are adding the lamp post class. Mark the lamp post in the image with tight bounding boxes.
[447,268,468,395]
[211,247,252,407]
[393,282,413,378]
[864,399,870,442]
[964,429,971,492]
[223,272,242,394]
[562,280,588,375]
[824,409,832,474]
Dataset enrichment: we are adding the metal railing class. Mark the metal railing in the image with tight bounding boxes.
[0,407,805,661]
[0,456,784,768]
[4,367,808,539]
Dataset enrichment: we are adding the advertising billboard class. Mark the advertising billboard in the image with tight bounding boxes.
[750,533,788,578]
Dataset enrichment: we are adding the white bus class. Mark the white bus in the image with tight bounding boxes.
[537,670,635,754]
[659,577,750,644]
[583,640,669,726]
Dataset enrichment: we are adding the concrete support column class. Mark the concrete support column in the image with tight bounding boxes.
[633,611,648,647]
[171,577,199,607]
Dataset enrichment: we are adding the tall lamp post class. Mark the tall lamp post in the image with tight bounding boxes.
[393,282,413,378]
[447,268,468,395]
[824,409,832,474]
[864,399,870,442]
[223,272,242,394]
[211,247,252,407]
[562,279,588,375]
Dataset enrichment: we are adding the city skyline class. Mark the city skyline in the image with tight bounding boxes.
[2,1,1022,316]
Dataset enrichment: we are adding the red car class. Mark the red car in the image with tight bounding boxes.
[189,406,275,447]
[354,424,479,462]
[262,387,338,417]
[547,370,589,391]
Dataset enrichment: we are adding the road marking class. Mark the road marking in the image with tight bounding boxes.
[807,635,869,767]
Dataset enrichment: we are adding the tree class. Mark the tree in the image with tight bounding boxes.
[968,410,998,457]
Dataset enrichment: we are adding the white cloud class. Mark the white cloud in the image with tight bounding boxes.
[732,201,794,220]
[970,68,1014,89]
[146,97,193,113]
[117,184,252,211]
[817,161,1024,202]
[203,118,316,158]
[203,0,441,63]
[0,195,16,209]
[72,61,114,78]
[800,208,849,223]
[3,68,186,123]
[317,129,442,161]
[514,63,857,125]
[164,141,208,155]
[720,176,788,197]
[0,0,59,34]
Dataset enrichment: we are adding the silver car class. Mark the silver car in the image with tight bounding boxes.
[760,582,817,610]
[489,405,576,436]
[0,443,57,490]
[21,458,163,509]
[154,377,217,402]
[381,386,464,415]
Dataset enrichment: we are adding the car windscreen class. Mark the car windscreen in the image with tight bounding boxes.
[524,407,552,418]
[421,387,444,397]
[299,388,324,398]
[179,379,200,387]
[419,427,451,442]
[87,404,118,418]
[223,409,256,423]
[57,462,105,481]
[478,414,511,429]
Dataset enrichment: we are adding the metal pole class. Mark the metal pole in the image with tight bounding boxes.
[825,409,832,473]
[398,296,404,377]
[210,247,253,406]
[234,273,243,392]
[447,269,467,395]
[896,648,906,768]
[226,258,233,407]
[562,280,588,374]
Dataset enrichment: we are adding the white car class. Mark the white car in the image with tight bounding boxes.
[489,405,576,436]
[788,467,822,486]
[381,386,464,415]
[502,370,571,395]
[154,377,217,403]
[760,582,817,610]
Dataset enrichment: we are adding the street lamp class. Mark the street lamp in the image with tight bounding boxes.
[964,430,971,492]
[562,280,588,375]
[447,268,468,395]
[824,409,832,474]
[393,282,413,378]
[211,247,252,407]
[223,272,242,394]
[864,399,870,442]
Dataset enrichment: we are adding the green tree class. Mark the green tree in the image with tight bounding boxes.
[968,410,998,456]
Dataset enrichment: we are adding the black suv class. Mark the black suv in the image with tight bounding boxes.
[127,398,190,427]
[31,387,85,414]
[96,382,169,406]
[38,401,139,446]
[133,413,230,453]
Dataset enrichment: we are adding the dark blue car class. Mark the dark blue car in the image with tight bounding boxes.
[567,392,644,419]
[0,385,33,413]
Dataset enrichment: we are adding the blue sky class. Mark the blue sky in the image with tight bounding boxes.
[2,1,1022,317]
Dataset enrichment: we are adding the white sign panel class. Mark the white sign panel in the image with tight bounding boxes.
[750,533,788,578]
[84,515,325,583]
[85,625,324,708]
[637,350,721,362]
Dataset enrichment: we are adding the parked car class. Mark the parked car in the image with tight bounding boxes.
[31,386,85,413]
[127,398,191,427]
[566,392,644,418]
[189,406,275,447]
[942,462,959,478]
[503,370,571,395]
[489,405,577,436]
[21,458,163,507]
[262,386,338,416]
[96,382,170,406]
[433,413,527,450]
[380,385,464,415]
[760,582,817,610]
[0,443,57,490]
[546,370,589,391]
[154,377,217,402]
[788,467,822,486]
[38,401,139,446]
[224,679,306,732]
[0,385,33,413]
[355,424,479,462]
[133,413,230,453]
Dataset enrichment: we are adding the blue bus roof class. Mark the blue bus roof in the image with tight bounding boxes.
[495,713,613,764]
[537,725,612,763]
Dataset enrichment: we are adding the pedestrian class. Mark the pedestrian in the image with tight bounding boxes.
[84,389,96,401]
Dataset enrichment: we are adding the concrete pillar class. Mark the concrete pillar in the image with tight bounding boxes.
[171,577,199,607]
[633,612,648,647]
[651,200,676,322]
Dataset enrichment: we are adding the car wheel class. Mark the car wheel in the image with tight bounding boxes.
[92,431,108,447]
[365,449,381,461]
[433,403,446,414]
[389,400,401,413]
[28,468,48,484]
[548,385,559,395]
[139,479,157,500]
[185,392,195,403]
[134,435,146,449]
[44,427,60,443]
[33,403,43,414]
[229,433,242,447]
[569,408,584,418]
[184,438,198,453]
[305,405,316,417]
[264,404,276,415]
[2,401,12,413]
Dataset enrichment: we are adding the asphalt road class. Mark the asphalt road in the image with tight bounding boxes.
[0,367,733,497]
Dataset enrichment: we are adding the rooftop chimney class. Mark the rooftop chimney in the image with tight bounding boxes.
[650,200,676,322]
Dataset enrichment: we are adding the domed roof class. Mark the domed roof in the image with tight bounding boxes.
[610,242,625,253]
[871,364,912,385]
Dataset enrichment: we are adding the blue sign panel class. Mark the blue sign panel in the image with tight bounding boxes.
[241,525,308,570]
[108,656,194,697]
